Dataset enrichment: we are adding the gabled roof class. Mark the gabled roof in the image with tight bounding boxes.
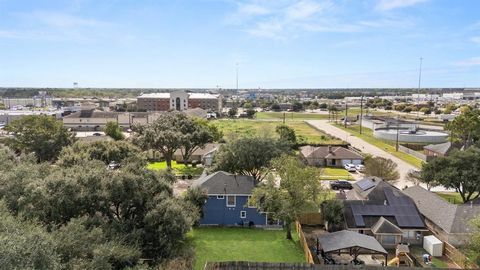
[404,186,480,234]
[173,143,219,157]
[193,171,255,195]
[318,230,387,254]
[344,178,425,230]
[423,141,457,155]
[371,217,403,235]
[300,146,363,160]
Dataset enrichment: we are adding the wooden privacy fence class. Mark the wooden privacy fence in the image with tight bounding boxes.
[297,213,323,225]
[295,221,314,264]
[204,261,461,270]
[444,241,478,269]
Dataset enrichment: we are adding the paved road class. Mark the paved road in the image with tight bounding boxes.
[306,120,422,189]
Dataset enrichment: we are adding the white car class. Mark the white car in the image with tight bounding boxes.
[344,163,356,172]
[355,164,365,172]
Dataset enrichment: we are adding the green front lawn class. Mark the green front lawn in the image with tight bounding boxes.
[333,124,423,168]
[190,227,305,270]
[319,167,354,180]
[147,161,204,176]
[213,119,343,144]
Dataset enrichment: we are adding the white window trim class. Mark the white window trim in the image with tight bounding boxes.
[226,195,236,207]
[217,195,224,199]
[240,211,247,219]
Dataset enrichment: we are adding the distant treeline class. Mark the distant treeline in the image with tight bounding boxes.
[0,87,471,99]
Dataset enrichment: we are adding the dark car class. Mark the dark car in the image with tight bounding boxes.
[330,180,353,190]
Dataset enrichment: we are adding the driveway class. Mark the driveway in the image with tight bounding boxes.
[306,120,438,190]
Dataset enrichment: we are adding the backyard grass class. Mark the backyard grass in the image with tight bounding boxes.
[319,167,354,180]
[147,161,204,176]
[213,119,343,144]
[190,227,305,270]
[333,124,423,168]
[410,246,450,268]
[435,192,467,204]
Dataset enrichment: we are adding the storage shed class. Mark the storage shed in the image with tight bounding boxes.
[423,235,443,257]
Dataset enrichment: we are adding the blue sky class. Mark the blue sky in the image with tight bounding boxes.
[0,0,479,88]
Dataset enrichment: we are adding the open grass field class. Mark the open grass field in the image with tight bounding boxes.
[147,160,204,176]
[190,227,305,270]
[333,124,423,168]
[256,111,329,120]
[213,119,343,144]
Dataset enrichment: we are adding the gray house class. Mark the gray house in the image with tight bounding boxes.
[404,185,480,247]
[343,178,427,248]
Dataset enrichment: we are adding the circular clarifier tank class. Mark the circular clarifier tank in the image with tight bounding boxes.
[373,127,449,143]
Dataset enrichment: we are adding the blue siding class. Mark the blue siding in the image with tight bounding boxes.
[201,195,267,226]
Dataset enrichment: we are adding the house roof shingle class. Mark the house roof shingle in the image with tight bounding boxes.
[403,186,480,234]
[423,141,455,155]
[371,217,403,235]
[193,171,255,195]
[318,230,387,254]
[300,146,363,160]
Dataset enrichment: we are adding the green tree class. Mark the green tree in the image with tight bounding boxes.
[245,108,256,118]
[184,186,208,221]
[468,217,480,265]
[445,108,480,149]
[0,202,62,270]
[275,125,297,145]
[212,137,289,182]
[421,148,480,203]
[132,112,190,168]
[227,107,237,118]
[322,200,344,232]
[5,115,75,162]
[364,156,399,182]
[104,121,125,140]
[250,155,323,239]
[57,140,144,167]
[178,118,218,165]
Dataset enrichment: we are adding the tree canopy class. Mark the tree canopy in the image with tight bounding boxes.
[0,143,200,268]
[445,108,480,149]
[250,155,323,239]
[212,137,289,182]
[132,112,217,168]
[5,115,75,162]
[275,125,297,146]
[104,121,125,141]
[421,147,480,203]
[364,156,399,182]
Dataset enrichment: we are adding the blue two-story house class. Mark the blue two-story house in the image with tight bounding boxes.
[193,171,268,227]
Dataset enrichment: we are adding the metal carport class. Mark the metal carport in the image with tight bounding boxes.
[317,230,388,265]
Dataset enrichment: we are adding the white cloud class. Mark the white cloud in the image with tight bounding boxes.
[454,57,480,67]
[471,36,480,44]
[375,0,429,11]
[285,0,331,20]
[238,3,271,16]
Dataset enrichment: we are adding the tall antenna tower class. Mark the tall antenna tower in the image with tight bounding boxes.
[416,57,423,120]
[235,63,239,93]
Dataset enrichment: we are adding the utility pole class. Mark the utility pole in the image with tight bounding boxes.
[344,101,348,128]
[416,57,423,120]
[283,112,286,124]
[359,95,363,134]
[395,115,400,151]
[236,62,239,93]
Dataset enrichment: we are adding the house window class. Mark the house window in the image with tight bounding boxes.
[240,211,247,219]
[217,195,224,199]
[226,195,236,207]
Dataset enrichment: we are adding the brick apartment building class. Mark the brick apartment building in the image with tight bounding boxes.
[137,91,222,113]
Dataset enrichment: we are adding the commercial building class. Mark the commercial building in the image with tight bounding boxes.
[137,91,222,113]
